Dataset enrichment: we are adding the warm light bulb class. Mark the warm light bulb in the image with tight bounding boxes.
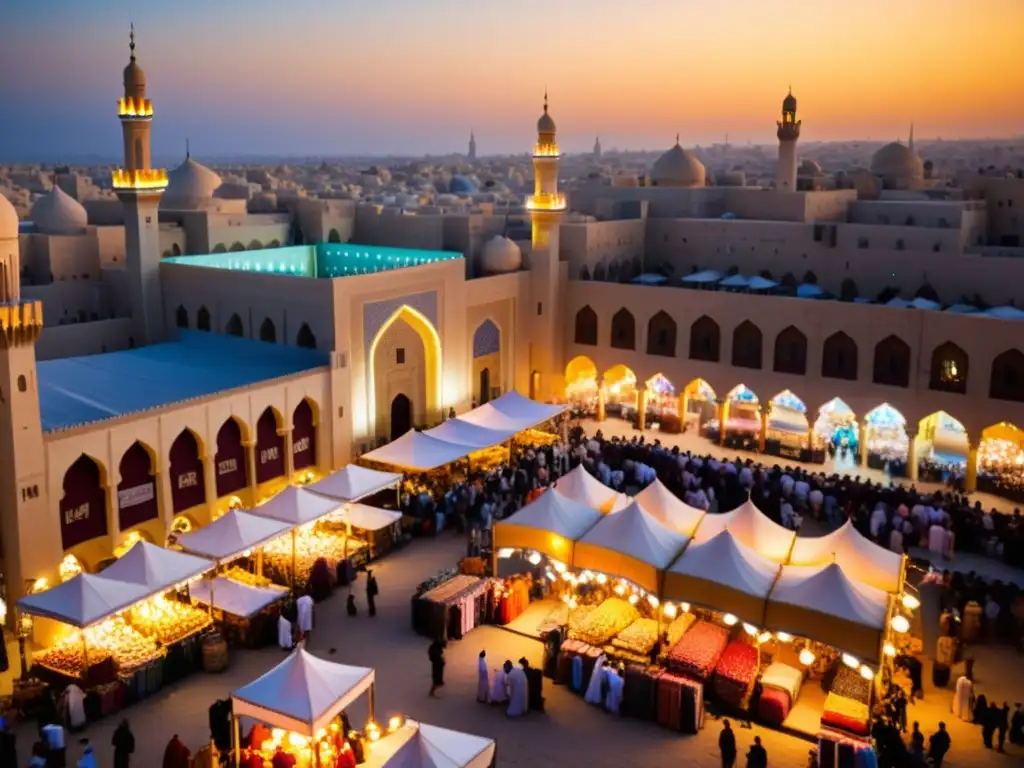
[757,632,773,645]
[799,648,816,666]
[663,603,678,618]
[883,642,897,657]
[527,552,541,565]
[546,572,557,582]
[647,595,660,608]
[723,614,738,626]
[596,573,607,585]
[901,594,920,611]
[681,603,690,613]
[842,653,859,668]
[859,665,874,680]
[742,623,758,636]
[628,594,639,605]
[891,615,910,634]
[552,561,567,573]
[775,632,793,642]
[614,584,626,596]
[388,716,403,732]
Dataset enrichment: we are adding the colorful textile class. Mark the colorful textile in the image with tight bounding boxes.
[822,692,870,735]
[757,686,790,725]
[760,662,803,702]
[666,612,696,648]
[713,640,759,707]
[611,618,660,655]
[666,620,730,681]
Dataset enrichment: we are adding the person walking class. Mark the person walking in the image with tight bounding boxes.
[997,702,1010,752]
[476,651,489,703]
[719,720,737,768]
[927,722,951,768]
[745,736,767,768]
[366,570,379,617]
[428,638,446,697]
[296,593,314,641]
[111,720,134,768]
[76,739,97,768]
[983,701,998,748]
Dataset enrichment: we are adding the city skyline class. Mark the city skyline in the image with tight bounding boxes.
[1,0,1022,160]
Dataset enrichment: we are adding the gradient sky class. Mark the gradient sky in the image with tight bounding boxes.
[1,0,1021,160]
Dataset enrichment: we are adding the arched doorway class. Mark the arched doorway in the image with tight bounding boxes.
[916,411,969,481]
[564,356,598,414]
[118,441,159,531]
[602,365,637,420]
[765,390,809,459]
[863,404,908,475]
[169,429,206,513]
[479,368,491,405]
[390,394,412,440]
[643,374,678,429]
[369,305,440,440]
[472,319,501,403]
[255,407,285,484]
[719,385,760,449]
[292,399,318,473]
[814,398,859,469]
[978,423,1024,501]
[215,418,249,498]
[682,379,717,434]
[60,454,108,551]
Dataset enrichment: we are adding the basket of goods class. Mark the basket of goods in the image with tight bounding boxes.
[130,596,212,645]
[202,631,229,673]
[666,612,696,648]
[611,618,660,656]
[575,598,640,647]
[93,620,164,674]
[37,641,114,681]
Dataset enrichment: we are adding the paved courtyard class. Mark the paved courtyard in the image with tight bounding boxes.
[9,532,1023,766]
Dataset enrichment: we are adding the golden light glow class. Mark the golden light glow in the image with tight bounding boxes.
[757,631,773,645]
[627,593,639,605]
[859,665,875,680]
[31,577,49,593]
[681,602,690,613]
[112,168,168,190]
[114,531,143,558]
[388,715,404,732]
[891,615,910,633]
[532,143,560,157]
[799,648,816,666]
[663,603,677,618]
[742,622,758,636]
[901,594,920,611]
[118,96,153,117]
[723,613,738,626]
[59,554,83,582]
[526,193,567,212]
[842,653,859,668]
[883,642,897,657]
[775,631,793,642]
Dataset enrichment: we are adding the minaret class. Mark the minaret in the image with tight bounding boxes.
[776,87,801,192]
[908,123,915,151]
[468,130,477,162]
[526,90,566,401]
[113,25,168,346]
[593,136,602,160]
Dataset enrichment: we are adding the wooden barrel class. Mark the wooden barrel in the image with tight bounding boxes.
[202,632,229,673]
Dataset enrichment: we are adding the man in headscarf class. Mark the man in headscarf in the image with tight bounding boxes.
[506,659,529,717]
[491,661,510,704]
[161,735,190,768]
[476,651,489,703]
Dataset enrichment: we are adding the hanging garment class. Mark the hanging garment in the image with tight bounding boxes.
[277,616,293,650]
[64,684,86,729]
[584,655,607,705]
[571,655,584,692]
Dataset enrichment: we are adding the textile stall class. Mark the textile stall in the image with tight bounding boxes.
[411,575,491,641]
[764,392,810,460]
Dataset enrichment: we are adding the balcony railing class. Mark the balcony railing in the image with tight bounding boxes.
[118,97,153,117]
[533,143,561,158]
[526,193,567,212]
[112,168,168,191]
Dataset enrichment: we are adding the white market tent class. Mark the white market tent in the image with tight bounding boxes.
[458,390,565,434]
[764,562,891,664]
[574,500,690,594]
[692,499,796,563]
[361,430,474,472]
[493,489,603,563]
[343,503,403,532]
[369,720,496,768]
[424,419,511,450]
[18,573,154,628]
[231,647,375,737]
[787,519,904,593]
[554,464,628,513]
[307,464,402,502]
[190,577,288,618]
[662,530,779,626]
[99,540,212,592]
[175,510,293,565]
[633,479,706,536]
[249,485,342,527]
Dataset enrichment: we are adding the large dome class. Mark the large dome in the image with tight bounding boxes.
[871,142,924,181]
[481,235,522,275]
[650,141,706,188]
[449,175,477,195]
[30,186,88,235]
[0,193,19,239]
[162,157,223,210]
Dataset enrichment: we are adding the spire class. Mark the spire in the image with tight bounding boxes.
[543,87,548,114]
[129,22,136,62]
[908,123,915,150]
[185,138,190,159]
[675,133,680,146]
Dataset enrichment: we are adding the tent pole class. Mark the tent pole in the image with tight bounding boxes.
[81,631,90,678]
[209,573,216,618]
[291,529,298,590]
[369,682,376,722]
[231,714,240,768]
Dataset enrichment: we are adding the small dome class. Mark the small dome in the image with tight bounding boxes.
[782,90,797,113]
[798,159,822,176]
[30,186,88,235]
[162,157,223,210]
[0,193,19,239]
[871,142,924,181]
[123,59,145,95]
[449,175,477,195]
[537,96,556,134]
[481,235,522,274]
[650,141,706,188]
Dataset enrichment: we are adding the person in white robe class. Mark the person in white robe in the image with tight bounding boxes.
[296,594,314,639]
[477,651,490,703]
[953,675,974,721]
[506,663,529,717]
[491,661,510,703]
[63,684,87,729]
[277,615,293,651]
[605,668,624,714]
[584,655,607,706]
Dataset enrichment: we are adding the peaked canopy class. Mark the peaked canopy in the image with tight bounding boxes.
[99,540,212,592]
[343,503,403,532]
[554,464,628,513]
[787,519,904,593]
[574,500,690,593]
[175,510,292,565]
[378,721,496,768]
[424,419,510,450]
[190,576,287,618]
[18,573,154,628]
[307,464,402,501]
[663,530,779,625]
[693,499,796,563]
[361,430,473,472]
[458,390,565,433]
[633,479,706,536]
[493,489,602,563]
[232,648,375,737]
[250,486,342,527]
[764,563,890,664]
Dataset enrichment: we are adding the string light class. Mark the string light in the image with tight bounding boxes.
[799,648,816,666]
[842,654,859,668]
[723,614,738,626]
[663,603,678,618]
[883,643,897,657]
[775,632,793,642]
[891,615,910,634]
[859,665,874,680]
[901,594,920,611]
[742,623,758,636]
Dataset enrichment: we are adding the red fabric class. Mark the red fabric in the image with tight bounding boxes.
[272,749,297,768]
[666,620,730,681]
[757,686,791,725]
[712,640,758,707]
[821,709,870,736]
[162,737,191,768]
[241,752,264,768]
[248,724,272,750]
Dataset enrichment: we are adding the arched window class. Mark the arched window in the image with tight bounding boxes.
[773,326,808,375]
[229,242,245,252]
[171,243,182,256]
[872,335,911,388]
[689,315,720,362]
[732,321,763,369]
[990,349,1024,402]
[646,311,676,357]
[175,305,189,329]
[197,306,211,331]
[259,318,276,343]
[328,229,341,243]
[821,331,858,380]
[929,341,969,394]
[574,306,598,346]
[225,313,244,337]
[610,308,636,350]
[296,323,316,349]
[248,239,263,250]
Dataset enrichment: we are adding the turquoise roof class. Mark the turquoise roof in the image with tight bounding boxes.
[164,243,462,278]
[38,331,329,432]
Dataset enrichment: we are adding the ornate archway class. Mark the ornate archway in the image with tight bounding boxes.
[60,454,108,552]
[255,407,285,484]
[169,428,206,513]
[292,399,318,472]
[117,441,159,531]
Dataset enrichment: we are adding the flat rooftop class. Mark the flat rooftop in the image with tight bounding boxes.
[38,331,330,432]
[164,243,462,278]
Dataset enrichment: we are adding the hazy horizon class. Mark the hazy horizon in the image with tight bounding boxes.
[1,0,1021,161]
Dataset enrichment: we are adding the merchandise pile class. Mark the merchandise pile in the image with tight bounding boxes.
[571,598,639,647]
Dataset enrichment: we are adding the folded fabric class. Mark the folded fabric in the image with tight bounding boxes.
[831,664,871,704]
[822,692,870,735]
[574,599,640,647]
[713,640,758,707]
[760,661,804,702]
[757,686,790,725]
[666,612,696,648]
[667,620,730,681]
[612,618,660,654]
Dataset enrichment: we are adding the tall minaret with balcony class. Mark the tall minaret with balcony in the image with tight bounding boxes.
[776,87,801,192]
[114,25,168,346]
[526,91,566,400]
[468,130,477,162]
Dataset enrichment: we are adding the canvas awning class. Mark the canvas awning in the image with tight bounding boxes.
[633,479,706,536]
[662,530,779,625]
[367,720,496,768]
[98,540,212,592]
[343,504,403,532]
[692,499,796,563]
[18,573,154,628]
[787,519,903,593]
[424,418,511,450]
[307,464,403,502]
[361,430,473,472]
[765,563,890,664]
[493,489,602,563]
[190,577,288,618]
[553,464,628,513]
[175,510,293,565]
[457,390,565,433]
[574,500,690,594]
[231,648,375,737]
[249,486,342,527]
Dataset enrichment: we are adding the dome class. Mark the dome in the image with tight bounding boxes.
[782,90,797,113]
[798,159,822,176]
[162,157,223,210]
[123,59,145,95]
[481,235,522,274]
[0,193,19,239]
[29,186,88,235]
[650,141,706,188]
[871,142,924,181]
[449,175,477,195]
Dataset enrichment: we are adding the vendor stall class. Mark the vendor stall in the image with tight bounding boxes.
[718,385,760,449]
[176,510,294,567]
[863,405,908,473]
[764,390,809,460]
[691,499,796,564]
[190,577,288,648]
[643,374,678,430]
[633,479,706,536]
[814,398,859,462]
[493,487,603,565]
[363,719,496,768]
[308,465,403,503]
[601,366,638,420]
[788,519,904,594]
[977,423,1024,502]
[361,430,473,472]
[553,464,629,513]
[411,574,491,641]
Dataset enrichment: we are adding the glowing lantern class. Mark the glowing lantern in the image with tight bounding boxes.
[527,552,542,565]
[775,632,793,642]
[901,594,920,611]
[842,654,859,668]
[742,623,758,636]
[628,594,639,605]
[883,643,897,657]
[891,615,910,634]
[723,614,738,626]
[681,603,690,613]
[799,648,816,666]
[647,595,660,609]
[663,603,678,618]
[596,574,608,585]
[859,665,874,680]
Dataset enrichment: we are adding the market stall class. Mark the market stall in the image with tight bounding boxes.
[863,405,908,473]
[633,479,706,536]
[553,464,629,513]
[176,510,294,567]
[764,390,809,460]
[813,398,859,463]
[643,374,678,431]
[411,574,491,641]
[691,499,796,564]
[190,576,287,648]
[682,379,717,435]
[363,720,496,768]
[565,357,599,416]
[308,465,403,503]
[340,503,404,559]
[713,385,760,449]
[492,489,603,570]
[787,519,904,594]
[361,430,474,472]
[601,365,638,420]
[977,422,1024,502]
